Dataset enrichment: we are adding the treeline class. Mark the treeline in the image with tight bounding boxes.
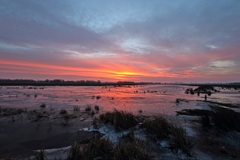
[0,79,154,86]
[183,83,240,89]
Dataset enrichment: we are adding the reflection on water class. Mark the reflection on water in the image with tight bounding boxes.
[0,85,239,115]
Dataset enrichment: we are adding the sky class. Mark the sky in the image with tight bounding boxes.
[0,0,240,82]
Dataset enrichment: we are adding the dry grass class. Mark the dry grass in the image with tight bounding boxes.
[142,116,195,156]
[169,126,195,156]
[99,109,139,131]
[68,133,151,160]
[113,130,151,160]
[142,117,171,139]
[68,136,113,160]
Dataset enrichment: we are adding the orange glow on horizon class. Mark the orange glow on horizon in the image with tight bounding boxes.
[0,58,203,81]
[0,59,151,81]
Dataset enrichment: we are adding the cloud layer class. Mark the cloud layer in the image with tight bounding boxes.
[0,0,240,82]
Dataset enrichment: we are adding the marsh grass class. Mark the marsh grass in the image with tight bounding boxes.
[0,108,24,116]
[68,143,82,160]
[73,106,80,112]
[85,105,91,112]
[169,126,195,156]
[35,149,46,160]
[68,133,151,160]
[39,103,46,108]
[113,139,151,160]
[94,105,100,112]
[142,116,194,156]
[142,117,171,139]
[99,109,139,131]
[68,136,113,160]
[59,109,67,114]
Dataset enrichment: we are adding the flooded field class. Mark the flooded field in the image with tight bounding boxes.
[0,85,240,159]
[0,85,239,115]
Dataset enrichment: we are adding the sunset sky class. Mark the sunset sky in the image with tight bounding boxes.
[0,0,240,82]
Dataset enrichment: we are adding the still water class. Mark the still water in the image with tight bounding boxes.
[0,85,239,115]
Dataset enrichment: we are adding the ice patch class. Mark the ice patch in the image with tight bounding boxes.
[34,146,71,160]
[185,126,197,137]
[80,125,130,143]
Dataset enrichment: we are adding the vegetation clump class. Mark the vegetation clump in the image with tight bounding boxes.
[85,106,91,112]
[99,109,139,131]
[142,117,172,139]
[169,126,195,156]
[59,109,67,114]
[73,106,80,111]
[39,103,46,108]
[113,138,151,160]
[142,116,195,156]
[0,107,24,116]
[35,149,46,160]
[68,136,113,160]
[96,96,101,99]
[94,105,100,112]
[68,133,151,160]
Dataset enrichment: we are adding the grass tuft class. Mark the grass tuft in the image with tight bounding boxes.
[68,134,151,160]
[35,149,46,160]
[142,116,194,156]
[85,105,91,112]
[68,135,113,160]
[94,105,100,112]
[73,106,80,111]
[59,109,67,114]
[68,143,82,160]
[39,103,46,108]
[113,139,151,160]
[169,126,195,156]
[142,117,172,139]
[99,109,139,131]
